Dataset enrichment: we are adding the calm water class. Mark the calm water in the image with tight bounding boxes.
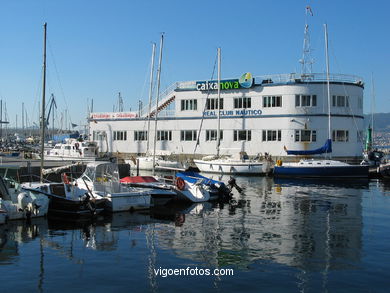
[1,176,390,292]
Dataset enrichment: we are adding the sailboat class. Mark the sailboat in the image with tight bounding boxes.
[125,35,181,172]
[20,23,107,217]
[273,24,369,178]
[194,48,272,175]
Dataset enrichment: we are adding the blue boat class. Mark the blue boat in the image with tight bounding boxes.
[274,159,369,178]
[174,171,233,202]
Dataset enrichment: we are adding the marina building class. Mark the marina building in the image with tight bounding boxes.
[89,72,365,160]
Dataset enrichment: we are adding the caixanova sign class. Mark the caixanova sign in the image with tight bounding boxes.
[90,112,138,120]
[196,72,254,91]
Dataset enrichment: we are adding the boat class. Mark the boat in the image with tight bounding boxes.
[125,151,182,171]
[0,166,49,221]
[120,175,177,206]
[378,160,390,179]
[44,138,99,161]
[21,178,107,217]
[193,49,272,175]
[123,35,181,173]
[19,23,106,219]
[273,24,369,179]
[173,171,233,202]
[194,152,272,175]
[75,162,152,212]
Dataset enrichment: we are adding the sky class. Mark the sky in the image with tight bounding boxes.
[0,0,389,129]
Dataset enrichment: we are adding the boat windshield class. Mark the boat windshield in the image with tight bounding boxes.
[94,163,120,183]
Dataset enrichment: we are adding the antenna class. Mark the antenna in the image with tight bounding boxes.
[299,5,314,76]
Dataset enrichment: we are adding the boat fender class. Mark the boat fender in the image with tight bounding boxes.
[175,177,186,191]
[276,160,283,166]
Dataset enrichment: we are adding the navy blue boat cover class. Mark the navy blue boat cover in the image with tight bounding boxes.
[285,139,332,155]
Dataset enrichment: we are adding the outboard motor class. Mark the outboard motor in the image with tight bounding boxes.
[228,177,243,193]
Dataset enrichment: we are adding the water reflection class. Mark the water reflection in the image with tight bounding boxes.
[0,176,373,292]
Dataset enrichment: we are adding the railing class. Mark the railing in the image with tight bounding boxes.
[136,72,364,118]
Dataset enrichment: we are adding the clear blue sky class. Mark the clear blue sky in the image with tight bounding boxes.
[0,0,389,129]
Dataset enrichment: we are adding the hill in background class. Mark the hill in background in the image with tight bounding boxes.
[363,113,390,131]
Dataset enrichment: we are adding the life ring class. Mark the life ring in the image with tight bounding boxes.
[175,177,186,191]
[276,160,283,167]
[62,173,70,184]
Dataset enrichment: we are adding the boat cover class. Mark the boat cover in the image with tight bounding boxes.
[285,139,332,155]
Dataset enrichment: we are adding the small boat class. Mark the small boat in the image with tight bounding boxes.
[0,165,49,221]
[173,171,234,202]
[44,138,99,161]
[194,152,272,175]
[75,162,151,212]
[125,153,182,171]
[120,175,177,206]
[21,178,107,218]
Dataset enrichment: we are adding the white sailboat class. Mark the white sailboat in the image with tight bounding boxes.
[125,35,181,172]
[194,48,272,175]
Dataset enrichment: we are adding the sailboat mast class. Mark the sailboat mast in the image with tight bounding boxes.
[146,42,156,153]
[324,24,331,155]
[216,47,221,157]
[152,34,164,174]
[40,22,47,182]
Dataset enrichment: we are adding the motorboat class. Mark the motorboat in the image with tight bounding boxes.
[0,165,49,221]
[44,138,99,161]
[173,171,234,203]
[75,162,152,212]
[21,176,107,218]
[120,175,177,206]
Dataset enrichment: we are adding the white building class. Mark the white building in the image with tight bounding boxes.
[89,72,365,159]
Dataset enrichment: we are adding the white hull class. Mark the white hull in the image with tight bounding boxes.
[0,192,49,220]
[194,159,271,175]
[174,183,211,203]
[126,157,181,171]
[104,193,150,212]
[44,155,97,161]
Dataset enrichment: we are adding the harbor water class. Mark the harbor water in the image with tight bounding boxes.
[1,176,390,292]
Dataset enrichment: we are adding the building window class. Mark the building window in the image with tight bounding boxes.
[332,130,349,142]
[93,131,106,141]
[181,99,197,111]
[113,131,127,141]
[157,130,172,141]
[180,130,197,141]
[206,130,223,141]
[206,98,223,110]
[234,97,251,109]
[233,130,251,141]
[263,96,282,108]
[134,131,147,141]
[295,95,317,107]
[332,95,349,107]
[262,130,282,141]
[295,130,317,142]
